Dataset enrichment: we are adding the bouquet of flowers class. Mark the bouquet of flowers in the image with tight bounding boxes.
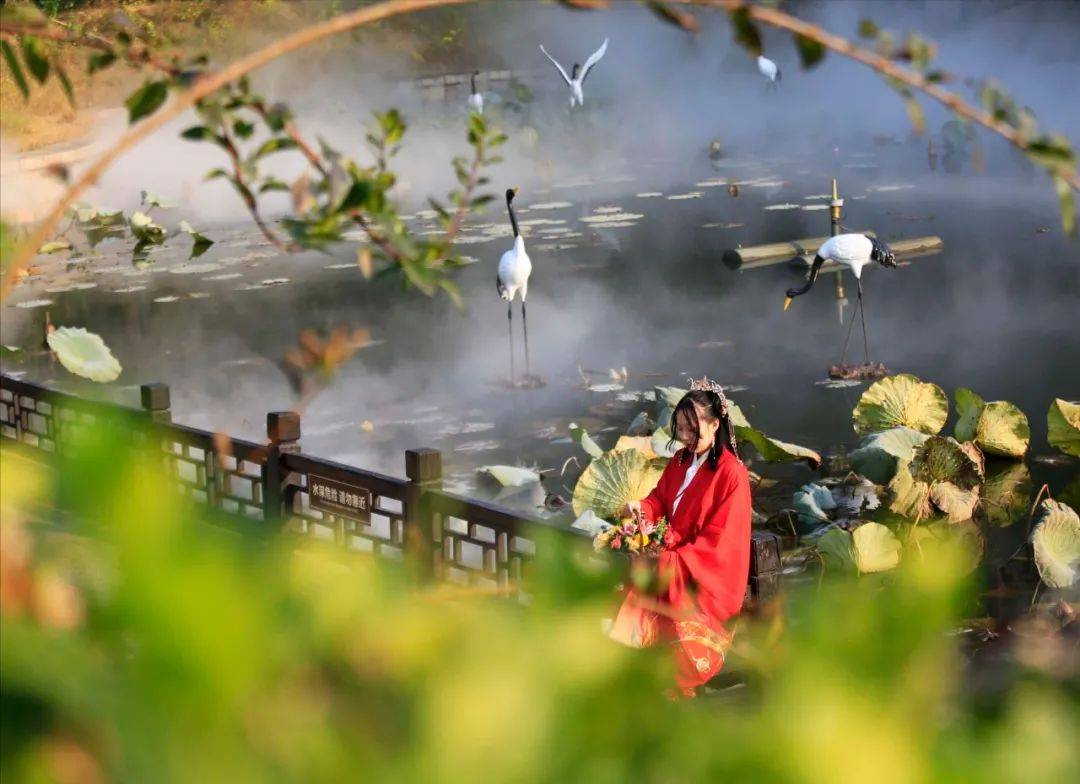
[593,515,671,554]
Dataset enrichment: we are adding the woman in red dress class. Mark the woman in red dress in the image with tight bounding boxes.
[609,379,752,695]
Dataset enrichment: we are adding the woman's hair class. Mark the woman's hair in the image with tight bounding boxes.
[668,389,740,469]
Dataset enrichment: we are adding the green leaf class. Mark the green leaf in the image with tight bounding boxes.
[572,448,663,520]
[232,120,255,140]
[125,80,169,124]
[794,33,825,69]
[87,50,116,74]
[817,527,856,572]
[857,19,879,39]
[250,137,298,161]
[47,326,122,383]
[0,4,48,25]
[1047,399,1080,457]
[178,221,214,259]
[20,36,49,84]
[569,422,604,460]
[850,426,931,484]
[735,426,821,469]
[1030,499,1080,588]
[853,374,948,436]
[1053,175,1076,238]
[181,125,215,141]
[728,7,763,57]
[902,93,925,135]
[1,40,29,100]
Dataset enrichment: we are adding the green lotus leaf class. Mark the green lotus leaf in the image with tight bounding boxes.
[654,385,686,409]
[887,460,933,521]
[853,522,902,573]
[1047,399,1080,457]
[477,465,541,488]
[725,400,752,429]
[978,463,1033,527]
[816,527,856,572]
[850,426,931,484]
[735,426,822,468]
[974,401,1029,458]
[568,422,603,459]
[129,211,166,244]
[852,373,948,436]
[953,387,985,443]
[572,448,663,520]
[911,436,984,489]
[928,481,979,523]
[1030,499,1080,588]
[45,326,122,383]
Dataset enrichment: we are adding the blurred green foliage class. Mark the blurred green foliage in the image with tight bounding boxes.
[2,418,1078,783]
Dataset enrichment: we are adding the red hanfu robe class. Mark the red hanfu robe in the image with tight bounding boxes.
[609,447,752,694]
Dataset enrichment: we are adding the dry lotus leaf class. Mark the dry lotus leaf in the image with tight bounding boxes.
[911,436,983,489]
[979,463,1032,527]
[612,435,657,459]
[573,448,663,520]
[928,482,979,523]
[887,460,932,521]
[46,327,122,383]
[1030,499,1080,588]
[477,465,541,488]
[852,374,948,436]
[1047,399,1080,457]
[954,388,1029,458]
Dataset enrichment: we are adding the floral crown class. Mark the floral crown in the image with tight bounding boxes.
[688,376,740,457]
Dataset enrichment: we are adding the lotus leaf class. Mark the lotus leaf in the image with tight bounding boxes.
[573,448,663,520]
[654,385,686,409]
[129,211,165,245]
[1047,399,1080,457]
[907,520,983,575]
[953,387,985,443]
[613,435,656,459]
[477,465,541,488]
[39,240,72,254]
[928,482,979,523]
[650,428,680,459]
[830,476,881,518]
[793,483,836,529]
[1030,499,1080,588]
[816,527,856,571]
[852,522,902,573]
[887,460,933,520]
[850,426,930,484]
[979,463,1032,527]
[568,422,603,459]
[735,427,822,469]
[911,436,983,489]
[45,326,122,383]
[852,374,948,436]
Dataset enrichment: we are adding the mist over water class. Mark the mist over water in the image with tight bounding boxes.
[3,0,1079,512]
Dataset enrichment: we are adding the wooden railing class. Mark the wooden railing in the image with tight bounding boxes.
[0,373,781,596]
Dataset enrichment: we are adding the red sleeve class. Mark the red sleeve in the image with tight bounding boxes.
[655,461,752,622]
[639,451,684,522]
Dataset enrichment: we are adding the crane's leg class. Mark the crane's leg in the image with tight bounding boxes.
[521,299,531,375]
[858,279,871,364]
[839,286,860,366]
[507,301,516,384]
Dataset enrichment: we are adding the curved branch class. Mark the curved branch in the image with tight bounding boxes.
[692,0,1079,192]
[2,0,475,298]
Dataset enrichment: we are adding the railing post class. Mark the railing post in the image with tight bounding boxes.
[140,383,171,423]
[264,411,301,527]
[405,447,442,580]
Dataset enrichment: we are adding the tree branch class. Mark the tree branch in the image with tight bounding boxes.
[2,0,476,299]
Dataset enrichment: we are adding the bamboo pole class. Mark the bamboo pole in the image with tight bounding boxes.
[727,235,944,271]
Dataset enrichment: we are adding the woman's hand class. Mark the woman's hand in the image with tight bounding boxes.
[622,500,642,521]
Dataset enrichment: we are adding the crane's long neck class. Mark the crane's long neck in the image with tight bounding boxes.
[507,197,520,238]
[786,254,825,299]
[470,73,477,94]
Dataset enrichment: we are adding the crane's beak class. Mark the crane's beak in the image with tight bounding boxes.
[512,187,520,195]
[783,296,793,311]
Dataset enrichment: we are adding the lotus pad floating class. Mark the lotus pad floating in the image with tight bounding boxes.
[952,388,1029,458]
[1030,499,1080,588]
[477,465,541,488]
[979,463,1033,527]
[1047,399,1080,457]
[568,422,603,459]
[852,374,948,436]
[573,448,662,520]
[892,436,985,523]
[46,327,122,383]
